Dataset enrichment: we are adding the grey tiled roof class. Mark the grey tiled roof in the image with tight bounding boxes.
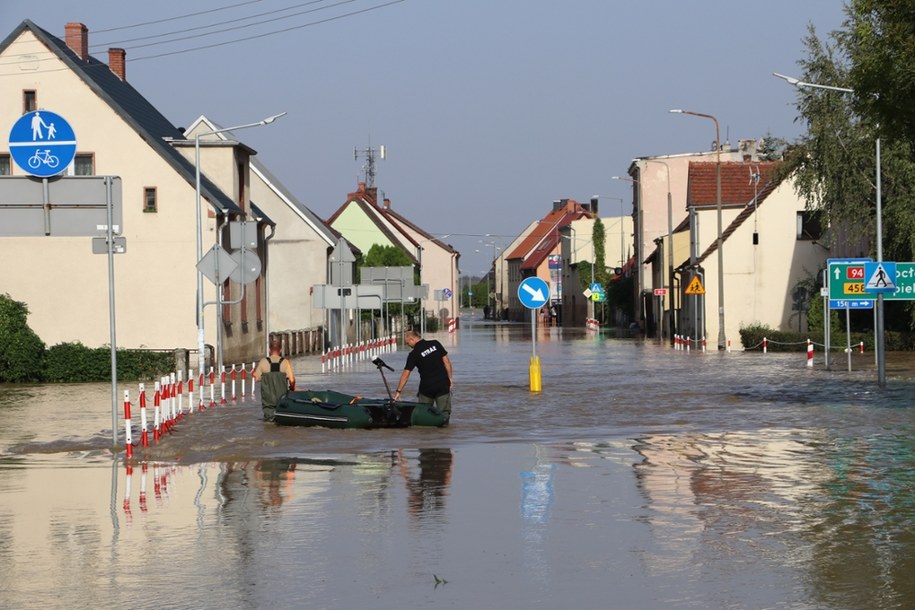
[1,20,241,215]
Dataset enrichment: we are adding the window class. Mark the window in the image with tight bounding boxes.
[73,153,94,176]
[0,154,10,176]
[23,90,36,113]
[796,211,823,240]
[143,187,157,213]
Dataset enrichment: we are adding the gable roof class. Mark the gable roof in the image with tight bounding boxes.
[506,199,591,270]
[686,161,780,208]
[326,184,419,265]
[189,115,339,247]
[1,20,240,215]
[684,161,783,268]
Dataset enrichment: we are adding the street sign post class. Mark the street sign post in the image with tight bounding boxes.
[518,277,549,392]
[8,110,77,178]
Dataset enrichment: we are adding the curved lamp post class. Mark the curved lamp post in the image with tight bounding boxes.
[669,109,725,350]
[194,112,286,378]
[773,72,885,387]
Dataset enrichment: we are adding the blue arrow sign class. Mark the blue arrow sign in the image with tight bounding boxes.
[8,110,77,177]
[829,299,874,310]
[518,277,550,309]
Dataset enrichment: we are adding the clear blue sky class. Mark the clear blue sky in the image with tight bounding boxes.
[2,1,847,274]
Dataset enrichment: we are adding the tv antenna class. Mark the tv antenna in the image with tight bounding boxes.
[354,142,386,187]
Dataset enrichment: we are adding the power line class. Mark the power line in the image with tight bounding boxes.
[92,0,331,48]
[120,0,358,52]
[131,0,405,61]
[91,0,266,34]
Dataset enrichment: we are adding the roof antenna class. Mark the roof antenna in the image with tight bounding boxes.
[749,165,761,244]
[354,139,386,187]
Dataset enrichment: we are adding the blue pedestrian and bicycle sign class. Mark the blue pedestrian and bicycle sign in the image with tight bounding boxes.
[518,277,550,309]
[8,110,77,178]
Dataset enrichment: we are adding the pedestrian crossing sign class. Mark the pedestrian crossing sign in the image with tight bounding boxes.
[864,261,897,293]
[684,276,705,295]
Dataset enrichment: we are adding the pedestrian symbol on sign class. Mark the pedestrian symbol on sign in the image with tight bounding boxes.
[684,276,705,295]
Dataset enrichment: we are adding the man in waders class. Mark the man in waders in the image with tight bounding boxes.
[252,339,295,422]
[393,330,453,423]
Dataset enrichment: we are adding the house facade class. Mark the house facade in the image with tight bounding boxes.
[326,182,460,327]
[0,21,277,367]
[183,116,340,341]
[663,161,827,347]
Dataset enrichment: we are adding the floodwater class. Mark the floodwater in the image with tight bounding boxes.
[2,317,915,610]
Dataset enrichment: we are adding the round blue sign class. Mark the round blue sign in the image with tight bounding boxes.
[518,277,550,309]
[8,110,77,177]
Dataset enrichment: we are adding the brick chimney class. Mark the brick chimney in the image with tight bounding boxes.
[383,198,391,209]
[108,48,126,80]
[65,22,88,61]
[365,186,378,204]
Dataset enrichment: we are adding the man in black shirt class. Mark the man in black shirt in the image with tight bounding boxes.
[394,330,453,421]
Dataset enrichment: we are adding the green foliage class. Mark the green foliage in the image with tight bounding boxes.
[758,132,788,161]
[787,14,915,330]
[739,322,914,352]
[45,342,174,383]
[592,218,610,288]
[0,294,46,382]
[361,243,413,268]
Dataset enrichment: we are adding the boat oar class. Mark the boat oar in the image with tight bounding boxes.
[372,357,396,400]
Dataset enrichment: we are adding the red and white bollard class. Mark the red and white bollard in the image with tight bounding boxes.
[139,383,149,447]
[859,341,865,354]
[727,338,732,353]
[170,372,178,424]
[123,390,133,459]
[209,367,216,408]
[240,363,247,398]
[251,361,257,398]
[220,365,227,404]
[152,381,161,442]
[198,370,206,411]
[763,337,768,354]
[176,370,184,420]
[701,336,707,352]
[806,339,814,368]
[448,318,457,333]
[231,364,237,401]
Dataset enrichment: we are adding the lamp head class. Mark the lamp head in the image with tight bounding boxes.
[261,112,287,125]
[772,72,801,87]
[669,109,684,114]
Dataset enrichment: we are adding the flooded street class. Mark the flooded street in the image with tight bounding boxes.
[2,317,915,609]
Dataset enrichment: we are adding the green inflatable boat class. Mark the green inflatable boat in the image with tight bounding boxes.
[274,389,448,429]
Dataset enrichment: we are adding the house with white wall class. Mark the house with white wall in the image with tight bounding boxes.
[663,161,827,347]
[0,20,280,367]
[326,182,460,326]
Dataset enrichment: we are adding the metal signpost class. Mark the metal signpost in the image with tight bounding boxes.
[518,276,549,392]
[5,111,128,448]
[826,258,872,371]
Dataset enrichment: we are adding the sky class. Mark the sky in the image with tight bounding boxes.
[1,1,848,274]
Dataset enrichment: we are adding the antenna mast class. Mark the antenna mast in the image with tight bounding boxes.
[353,141,386,187]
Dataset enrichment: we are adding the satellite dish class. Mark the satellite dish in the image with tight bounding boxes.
[229,248,262,284]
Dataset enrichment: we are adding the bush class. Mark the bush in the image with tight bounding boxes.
[739,323,915,352]
[0,294,46,382]
[45,342,174,383]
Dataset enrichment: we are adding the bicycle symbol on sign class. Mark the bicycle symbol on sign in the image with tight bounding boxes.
[27,149,60,169]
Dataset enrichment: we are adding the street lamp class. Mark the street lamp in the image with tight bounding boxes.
[773,72,886,387]
[669,108,725,350]
[194,112,286,379]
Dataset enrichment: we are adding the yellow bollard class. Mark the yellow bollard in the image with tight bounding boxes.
[529,355,542,392]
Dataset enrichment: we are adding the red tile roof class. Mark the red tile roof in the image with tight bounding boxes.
[506,199,591,271]
[686,161,781,207]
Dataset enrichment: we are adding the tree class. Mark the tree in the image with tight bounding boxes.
[786,13,915,328]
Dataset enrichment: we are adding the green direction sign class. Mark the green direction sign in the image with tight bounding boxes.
[829,261,915,301]
[828,262,868,300]
[885,262,915,300]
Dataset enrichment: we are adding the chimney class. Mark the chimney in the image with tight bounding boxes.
[590,196,599,216]
[365,186,378,204]
[383,198,391,210]
[108,48,126,80]
[65,22,89,61]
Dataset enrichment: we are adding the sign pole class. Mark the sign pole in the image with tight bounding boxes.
[106,176,119,448]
